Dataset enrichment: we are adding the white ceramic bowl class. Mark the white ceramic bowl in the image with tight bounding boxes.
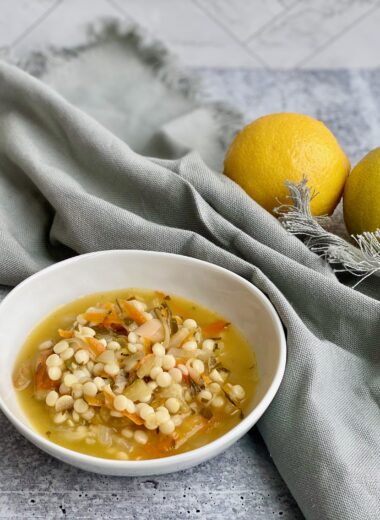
[0,250,286,476]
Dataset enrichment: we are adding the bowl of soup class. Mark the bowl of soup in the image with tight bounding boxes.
[0,250,286,476]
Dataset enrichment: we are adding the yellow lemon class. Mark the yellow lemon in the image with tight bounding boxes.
[224,113,350,215]
[343,148,380,235]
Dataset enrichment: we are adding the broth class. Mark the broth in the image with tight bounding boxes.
[14,289,258,460]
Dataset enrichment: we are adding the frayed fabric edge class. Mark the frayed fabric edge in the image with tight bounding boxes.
[275,178,380,287]
[2,18,242,153]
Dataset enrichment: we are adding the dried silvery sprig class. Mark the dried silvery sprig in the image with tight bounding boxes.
[274,178,380,286]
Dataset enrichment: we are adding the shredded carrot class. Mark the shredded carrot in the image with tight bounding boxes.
[137,434,176,458]
[140,337,153,354]
[58,328,73,339]
[103,306,123,328]
[121,411,144,425]
[175,357,188,366]
[174,414,208,449]
[140,443,166,458]
[99,385,145,424]
[82,310,108,324]
[136,353,154,370]
[202,374,212,385]
[154,435,176,454]
[84,337,106,356]
[202,320,229,337]
[35,351,58,391]
[84,395,104,407]
[102,386,115,408]
[118,299,147,325]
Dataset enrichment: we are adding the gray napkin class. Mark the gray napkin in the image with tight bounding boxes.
[1,24,379,520]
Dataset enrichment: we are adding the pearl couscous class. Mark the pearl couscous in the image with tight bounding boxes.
[13,289,258,460]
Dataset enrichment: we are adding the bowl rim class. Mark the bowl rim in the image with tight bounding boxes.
[0,250,286,471]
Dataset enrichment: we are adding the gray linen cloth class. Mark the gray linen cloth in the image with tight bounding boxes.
[0,26,379,520]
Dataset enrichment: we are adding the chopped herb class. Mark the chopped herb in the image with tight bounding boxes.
[212,362,230,375]
[170,318,179,334]
[115,299,123,314]
[189,378,204,397]
[223,390,237,406]
[200,407,213,420]
[208,356,218,372]
[125,372,137,386]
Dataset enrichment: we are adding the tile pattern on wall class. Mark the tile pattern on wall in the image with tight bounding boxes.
[303,4,380,68]
[4,0,125,61]
[0,0,58,47]
[110,0,261,67]
[1,0,380,68]
[247,0,380,68]
[195,0,285,42]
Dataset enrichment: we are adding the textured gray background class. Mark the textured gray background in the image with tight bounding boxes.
[0,408,302,519]
[2,0,380,69]
[2,66,379,519]
[201,68,380,165]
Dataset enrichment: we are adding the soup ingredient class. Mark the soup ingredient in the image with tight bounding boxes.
[343,148,380,235]
[224,112,350,216]
[12,360,32,391]
[14,290,258,461]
